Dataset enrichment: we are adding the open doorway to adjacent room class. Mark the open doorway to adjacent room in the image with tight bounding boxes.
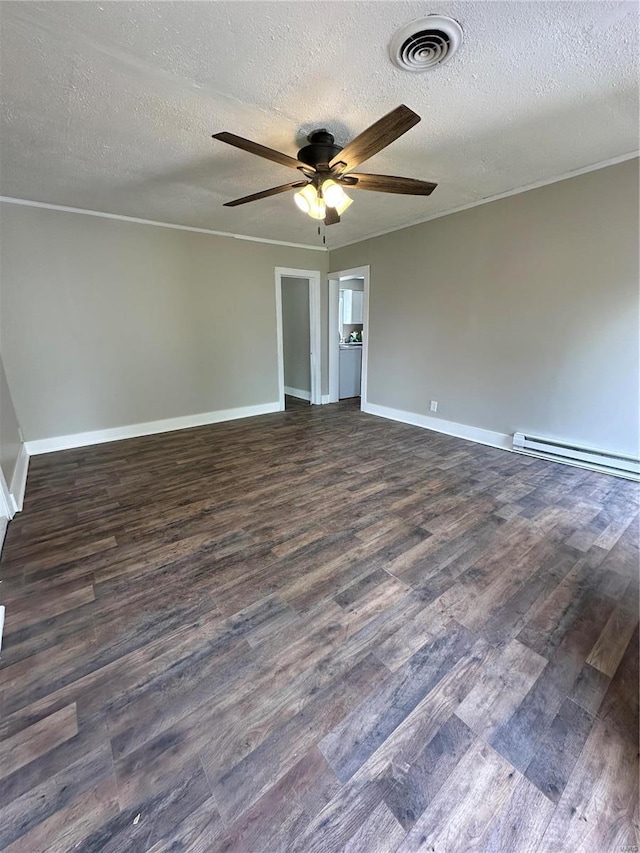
[275,268,322,411]
[328,265,370,408]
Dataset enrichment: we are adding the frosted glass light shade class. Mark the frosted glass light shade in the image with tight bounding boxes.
[322,179,352,215]
[334,194,353,215]
[308,197,326,220]
[294,184,317,213]
[321,179,347,208]
[322,178,344,207]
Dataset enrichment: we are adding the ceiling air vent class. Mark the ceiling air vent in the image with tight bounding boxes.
[390,15,463,71]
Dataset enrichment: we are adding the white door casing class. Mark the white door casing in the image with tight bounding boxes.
[275,267,322,408]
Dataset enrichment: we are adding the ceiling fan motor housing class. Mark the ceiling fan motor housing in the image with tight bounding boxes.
[297,130,343,170]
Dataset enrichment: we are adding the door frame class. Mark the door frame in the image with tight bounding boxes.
[0,468,13,522]
[275,267,322,409]
[328,265,370,408]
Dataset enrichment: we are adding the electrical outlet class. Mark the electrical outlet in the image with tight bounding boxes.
[430,400,438,413]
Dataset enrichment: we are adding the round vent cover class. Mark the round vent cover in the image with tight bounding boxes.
[390,15,463,71]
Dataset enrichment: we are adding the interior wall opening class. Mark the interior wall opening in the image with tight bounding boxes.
[328,265,370,409]
[275,267,322,411]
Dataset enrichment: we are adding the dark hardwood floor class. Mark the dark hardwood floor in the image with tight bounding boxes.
[0,400,638,852]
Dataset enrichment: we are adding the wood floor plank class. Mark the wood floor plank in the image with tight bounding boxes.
[116,754,214,850]
[515,556,619,666]
[145,795,225,853]
[0,743,115,850]
[68,800,155,853]
[0,702,78,781]
[585,590,638,677]
[523,698,594,803]
[374,599,450,672]
[1,777,120,853]
[215,747,340,853]
[319,621,476,782]
[379,713,476,830]
[223,592,298,647]
[481,775,556,852]
[0,399,637,850]
[341,800,405,852]
[446,525,569,632]
[111,600,353,765]
[211,653,387,823]
[0,599,97,668]
[480,547,577,649]
[596,624,639,741]
[536,718,639,852]
[3,583,95,634]
[349,639,492,785]
[395,739,519,852]
[271,525,328,558]
[455,638,547,741]
[19,536,118,576]
[567,662,611,716]
[488,649,582,773]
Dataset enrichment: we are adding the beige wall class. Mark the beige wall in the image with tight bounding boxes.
[2,160,637,458]
[330,159,640,456]
[0,204,326,441]
[0,354,22,487]
[282,277,311,395]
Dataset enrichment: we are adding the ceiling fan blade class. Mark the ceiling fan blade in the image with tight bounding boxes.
[213,132,307,171]
[223,181,307,207]
[329,105,420,173]
[345,173,437,196]
[324,206,340,226]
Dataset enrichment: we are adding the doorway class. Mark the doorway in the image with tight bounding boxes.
[328,265,370,408]
[275,268,322,410]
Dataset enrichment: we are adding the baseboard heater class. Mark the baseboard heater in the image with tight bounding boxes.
[512,432,640,481]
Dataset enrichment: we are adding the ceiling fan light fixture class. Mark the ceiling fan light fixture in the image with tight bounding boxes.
[294,183,329,219]
[320,179,352,217]
[308,196,327,220]
[294,184,316,213]
[321,179,347,209]
[334,194,353,215]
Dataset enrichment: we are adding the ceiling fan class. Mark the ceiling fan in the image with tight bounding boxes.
[212,105,437,226]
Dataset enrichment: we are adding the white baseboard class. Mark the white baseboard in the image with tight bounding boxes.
[362,401,512,452]
[25,402,281,455]
[9,444,29,512]
[284,386,311,402]
[321,394,331,405]
[362,401,634,479]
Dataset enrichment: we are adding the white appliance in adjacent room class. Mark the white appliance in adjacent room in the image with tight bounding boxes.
[339,345,362,398]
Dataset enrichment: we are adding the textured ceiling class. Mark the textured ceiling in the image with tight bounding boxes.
[1,1,638,248]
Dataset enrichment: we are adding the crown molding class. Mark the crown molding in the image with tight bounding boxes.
[328,150,640,251]
[2,150,636,254]
[0,196,328,252]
